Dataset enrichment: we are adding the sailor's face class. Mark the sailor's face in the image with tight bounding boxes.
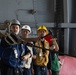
[37,29,46,37]
[21,29,30,38]
[10,25,20,35]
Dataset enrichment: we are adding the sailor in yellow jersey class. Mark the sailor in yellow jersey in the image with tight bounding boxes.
[33,25,50,75]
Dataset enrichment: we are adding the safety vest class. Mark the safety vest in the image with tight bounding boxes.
[34,40,50,66]
[23,45,33,69]
[1,44,26,68]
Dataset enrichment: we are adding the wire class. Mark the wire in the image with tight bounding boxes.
[32,0,38,29]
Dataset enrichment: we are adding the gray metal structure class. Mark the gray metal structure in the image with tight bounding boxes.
[0,0,76,56]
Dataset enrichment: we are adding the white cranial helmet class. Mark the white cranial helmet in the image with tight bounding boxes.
[21,25,31,33]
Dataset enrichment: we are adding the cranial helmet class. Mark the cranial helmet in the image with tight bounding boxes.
[37,25,48,34]
[11,19,20,26]
[21,25,31,33]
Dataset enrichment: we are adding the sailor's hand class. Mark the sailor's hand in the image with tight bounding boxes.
[22,53,31,61]
[50,38,57,42]
[48,70,52,75]
[50,45,56,50]
[22,55,28,61]
[32,55,36,59]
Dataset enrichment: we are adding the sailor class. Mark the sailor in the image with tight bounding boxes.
[33,25,50,75]
[21,25,33,75]
[0,19,31,75]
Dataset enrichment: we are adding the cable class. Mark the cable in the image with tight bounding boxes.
[32,0,38,29]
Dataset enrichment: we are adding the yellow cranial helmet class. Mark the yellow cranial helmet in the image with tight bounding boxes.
[37,25,48,34]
